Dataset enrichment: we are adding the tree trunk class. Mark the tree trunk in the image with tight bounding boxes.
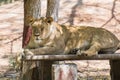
[23,0,41,48]
[46,0,59,21]
[22,0,41,80]
[110,60,120,80]
[40,0,60,80]
[22,0,59,80]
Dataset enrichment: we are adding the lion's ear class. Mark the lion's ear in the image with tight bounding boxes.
[46,17,53,23]
[27,16,35,23]
[29,17,35,23]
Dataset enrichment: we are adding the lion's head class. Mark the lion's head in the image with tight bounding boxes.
[30,17,54,43]
[26,17,63,48]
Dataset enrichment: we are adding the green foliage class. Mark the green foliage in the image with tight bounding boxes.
[9,56,16,69]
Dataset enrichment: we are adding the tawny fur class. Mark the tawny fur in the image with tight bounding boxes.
[24,17,120,56]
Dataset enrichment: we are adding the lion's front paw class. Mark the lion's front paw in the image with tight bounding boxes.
[76,50,88,56]
[24,49,34,55]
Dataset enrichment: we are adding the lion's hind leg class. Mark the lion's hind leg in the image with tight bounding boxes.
[77,42,101,56]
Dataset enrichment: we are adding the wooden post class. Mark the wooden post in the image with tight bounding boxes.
[110,60,120,80]
[52,63,77,80]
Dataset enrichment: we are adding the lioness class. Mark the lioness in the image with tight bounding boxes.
[24,17,120,56]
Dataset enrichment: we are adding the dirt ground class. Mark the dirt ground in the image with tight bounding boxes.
[0,0,120,78]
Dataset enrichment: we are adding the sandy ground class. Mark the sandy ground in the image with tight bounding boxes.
[0,0,120,78]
